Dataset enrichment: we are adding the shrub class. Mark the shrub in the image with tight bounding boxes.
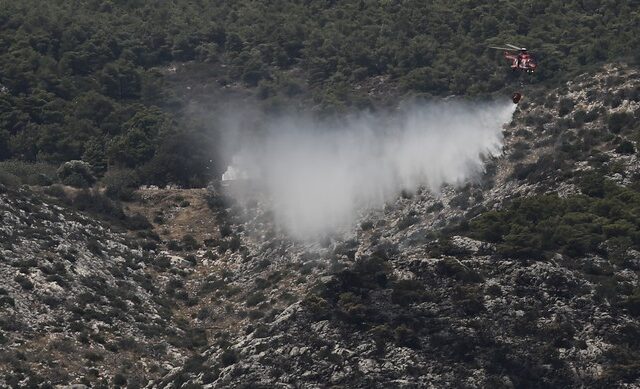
[219,349,238,367]
[615,140,635,154]
[84,351,104,363]
[87,239,103,255]
[181,234,200,250]
[14,274,34,290]
[360,220,374,231]
[622,291,640,316]
[219,224,232,237]
[394,325,419,348]
[102,169,140,201]
[470,180,640,259]
[515,153,571,182]
[138,130,221,188]
[450,192,470,209]
[228,236,241,251]
[397,213,419,230]
[246,292,265,307]
[436,258,483,282]
[44,184,68,200]
[168,240,182,251]
[72,189,126,219]
[124,213,152,230]
[305,295,331,321]
[0,161,57,186]
[154,256,171,270]
[185,254,197,265]
[333,291,368,322]
[580,173,605,197]
[203,250,217,260]
[248,309,264,320]
[608,112,633,134]
[368,324,393,350]
[0,296,15,307]
[0,171,21,187]
[113,373,127,386]
[427,202,445,213]
[57,160,96,188]
[391,279,429,305]
[183,355,207,374]
[584,108,601,123]
[206,193,234,210]
[572,110,587,126]
[558,98,574,116]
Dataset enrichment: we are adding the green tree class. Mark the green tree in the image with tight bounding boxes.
[107,128,155,168]
[100,61,141,99]
[82,137,108,174]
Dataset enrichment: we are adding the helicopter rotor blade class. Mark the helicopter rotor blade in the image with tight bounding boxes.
[505,43,523,50]
[488,46,515,51]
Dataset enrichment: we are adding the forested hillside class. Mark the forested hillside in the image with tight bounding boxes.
[1,0,639,185]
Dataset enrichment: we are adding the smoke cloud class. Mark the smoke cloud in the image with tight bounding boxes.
[222,100,516,238]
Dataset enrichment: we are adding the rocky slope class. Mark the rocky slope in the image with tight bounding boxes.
[0,187,211,387]
[1,65,640,388]
[156,65,640,388]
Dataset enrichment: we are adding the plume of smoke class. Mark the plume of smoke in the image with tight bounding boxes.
[223,100,516,238]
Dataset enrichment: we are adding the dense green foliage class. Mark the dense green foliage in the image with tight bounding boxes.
[1,0,638,185]
[0,1,222,185]
[470,177,640,259]
[0,160,56,186]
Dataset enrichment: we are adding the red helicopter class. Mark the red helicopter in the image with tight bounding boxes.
[489,43,537,73]
[489,43,537,103]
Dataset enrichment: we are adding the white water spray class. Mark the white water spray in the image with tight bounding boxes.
[222,100,516,238]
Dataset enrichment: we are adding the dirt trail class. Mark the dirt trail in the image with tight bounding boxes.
[125,188,220,242]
